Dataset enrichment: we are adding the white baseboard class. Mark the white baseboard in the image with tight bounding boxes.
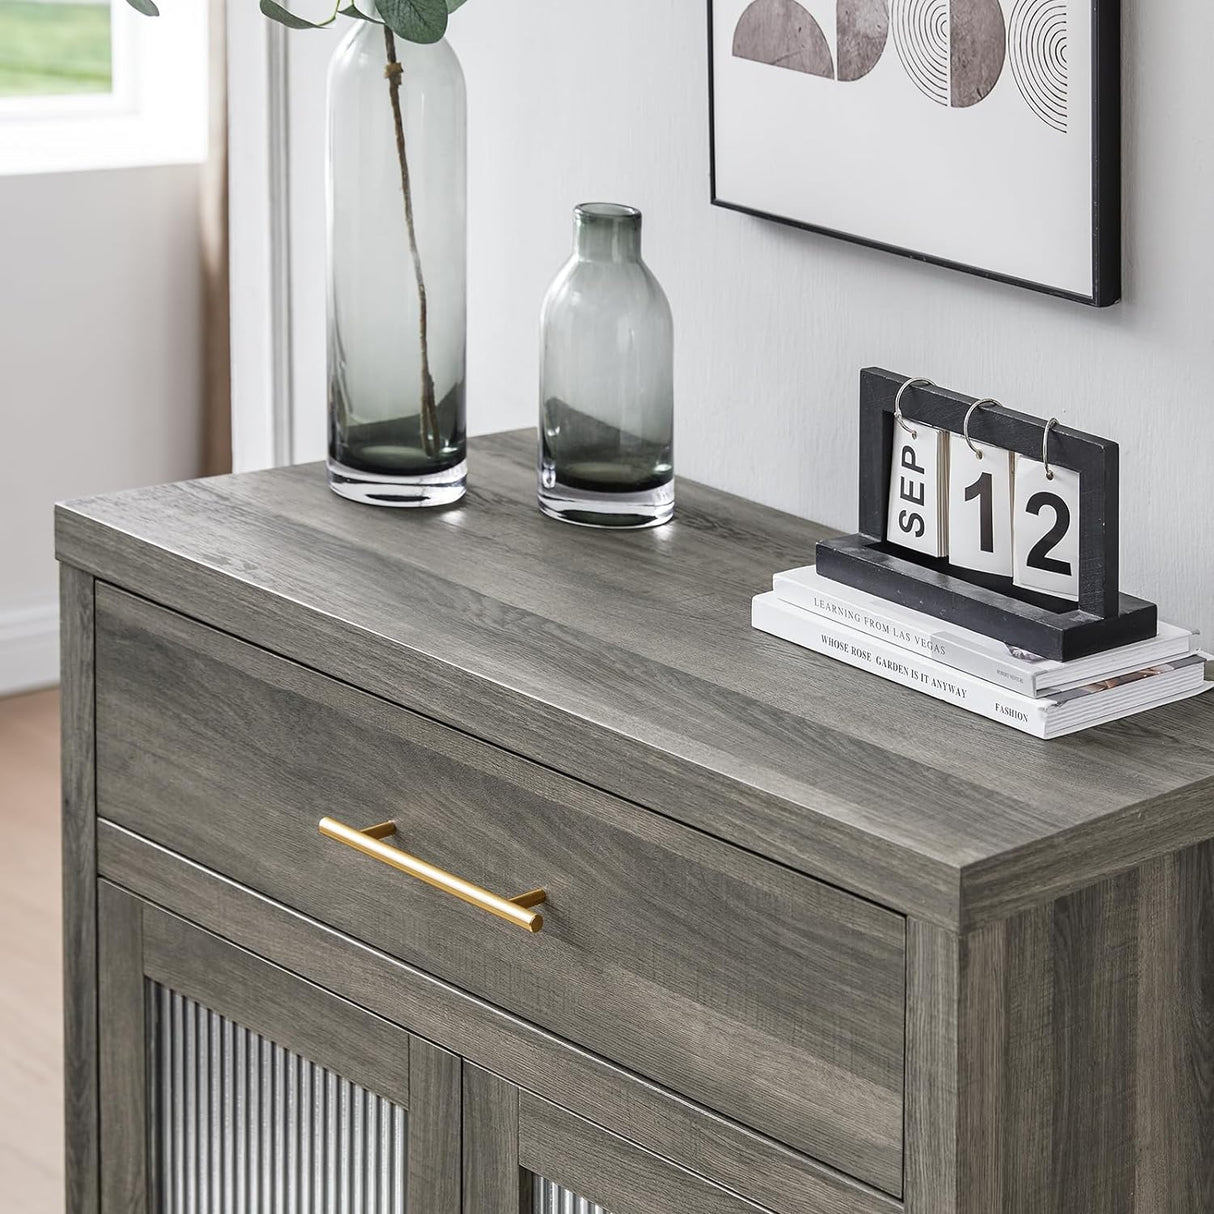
[0,601,60,697]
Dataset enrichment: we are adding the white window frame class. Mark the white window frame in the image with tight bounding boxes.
[227,8,294,473]
[0,0,208,177]
[227,12,340,474]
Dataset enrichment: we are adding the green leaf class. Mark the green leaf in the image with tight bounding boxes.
[342,0,384,18]
[446,0,468,10]
[259,0,340,29]
[377,0,448,43]
[125,0,160,14]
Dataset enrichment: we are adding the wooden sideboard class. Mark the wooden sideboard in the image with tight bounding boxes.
[57,430,1214,1213]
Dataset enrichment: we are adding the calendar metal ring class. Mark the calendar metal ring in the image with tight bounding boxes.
[894,377,935,439]
[963,398,1001,460]
[1043,417,1059,480]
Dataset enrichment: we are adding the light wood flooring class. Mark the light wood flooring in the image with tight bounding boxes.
[0,688,64,1212]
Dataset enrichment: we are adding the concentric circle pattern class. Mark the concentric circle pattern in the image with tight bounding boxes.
[1009,0,1068,130]
[892,0,950,106]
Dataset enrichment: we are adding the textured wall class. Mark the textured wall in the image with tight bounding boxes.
[293,0,1214,639]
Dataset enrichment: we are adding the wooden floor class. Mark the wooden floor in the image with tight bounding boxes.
[0,688,64,1212]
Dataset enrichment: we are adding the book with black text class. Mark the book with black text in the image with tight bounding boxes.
[752,592,1210,739]
[772,565,1196,697]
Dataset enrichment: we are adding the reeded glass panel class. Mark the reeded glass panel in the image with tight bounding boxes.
[149,982,409,1213]
[533,1176,613,1214]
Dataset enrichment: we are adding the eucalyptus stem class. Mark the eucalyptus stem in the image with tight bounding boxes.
[384,26,440,459]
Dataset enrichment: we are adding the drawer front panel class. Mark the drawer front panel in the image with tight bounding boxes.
[95,586,907,1194]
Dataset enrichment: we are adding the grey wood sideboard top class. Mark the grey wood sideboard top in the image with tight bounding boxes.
[55,428,1214,930]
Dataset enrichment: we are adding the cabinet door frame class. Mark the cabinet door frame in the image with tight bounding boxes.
[464,1063,779,1214]
[96,881,461,1213]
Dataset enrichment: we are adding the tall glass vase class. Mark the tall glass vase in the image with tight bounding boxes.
[326,23,467,507]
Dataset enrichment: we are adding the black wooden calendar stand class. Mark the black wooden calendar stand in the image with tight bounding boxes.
[815,368,1157,662]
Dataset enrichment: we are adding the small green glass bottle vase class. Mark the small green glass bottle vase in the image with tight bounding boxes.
[538,204,674,528]
[326,22,467,508]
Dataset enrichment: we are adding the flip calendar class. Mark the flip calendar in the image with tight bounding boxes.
[815,369,1158,663]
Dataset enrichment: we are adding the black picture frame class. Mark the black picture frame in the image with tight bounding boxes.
[815,369,1156,661]
[707,0,1122,307]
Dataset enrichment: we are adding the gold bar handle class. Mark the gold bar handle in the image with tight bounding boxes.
[318,817,546,933]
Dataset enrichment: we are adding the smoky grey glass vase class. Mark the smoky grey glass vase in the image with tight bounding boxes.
[326,23,467,508]
[538,204,674,528]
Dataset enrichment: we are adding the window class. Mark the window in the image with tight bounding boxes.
[0,0,207,175]
[0,0,113,98]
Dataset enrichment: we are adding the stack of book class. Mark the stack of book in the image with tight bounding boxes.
[752,566,1210,738]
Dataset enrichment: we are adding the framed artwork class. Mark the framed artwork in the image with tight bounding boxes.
[708,0,1121,305]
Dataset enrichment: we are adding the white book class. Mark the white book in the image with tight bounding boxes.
[772,566,1196,697]
[752,593,1210,739]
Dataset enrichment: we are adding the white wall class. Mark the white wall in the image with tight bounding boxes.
[283,0,1213,639]
[0,165,203,693]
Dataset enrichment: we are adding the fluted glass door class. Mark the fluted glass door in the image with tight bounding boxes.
[532,1176,613,1214]
[149,984,409,1213]
[96,885,460,1214]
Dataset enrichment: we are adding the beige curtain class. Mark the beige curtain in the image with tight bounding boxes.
[201,0,231,477]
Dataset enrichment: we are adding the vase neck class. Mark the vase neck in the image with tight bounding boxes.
[574,203,642,263]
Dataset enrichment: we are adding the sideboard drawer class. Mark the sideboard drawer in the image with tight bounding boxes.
[94,584,907,1195]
